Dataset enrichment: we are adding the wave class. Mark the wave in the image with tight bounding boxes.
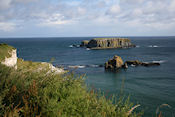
[68,65,86,69]
[68,64,103,69]
[69,45,73,48]
[136,45,140,48]
[143,60,166,64]
[86,48,90,50]
[69,44,80,48]
[148,45,159,48]
[131,64,136,67]
[152,60,166,63]
[87,64,103,68]
[76,45,80,47]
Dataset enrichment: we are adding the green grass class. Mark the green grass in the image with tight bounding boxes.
[0,64,141,117]
[0,43,15,62]
[0,44,141,116]
[17,58,47,72]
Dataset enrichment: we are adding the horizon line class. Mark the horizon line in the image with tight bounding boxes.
[0,35,175,39]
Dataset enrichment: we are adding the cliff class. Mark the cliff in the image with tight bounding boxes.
[81,38,135,49]
[0,44,17,69]
[0,43,64,74]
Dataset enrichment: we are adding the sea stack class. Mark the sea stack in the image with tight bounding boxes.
[81,38,135,49]
[105,55,124,70]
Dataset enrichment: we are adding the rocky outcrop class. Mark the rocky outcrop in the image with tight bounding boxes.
[105,55,161,71]
[105,55,124,70]
[125,60,160,67]
[81,38,135,49]
[80,40,89,47]
[41,62,65,74]
[1,49,17,69]
[125,60,141,66]
[0,44,65,74]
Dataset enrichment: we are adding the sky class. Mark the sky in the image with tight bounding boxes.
[0,0,175,37]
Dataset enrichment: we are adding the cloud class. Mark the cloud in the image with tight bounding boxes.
[14,0,38,3]
[38,13,74,26]
[0,0,11,10]
[169,0,175,12]
[0,22,16,31]
[106,5,120,16]
[0,0,175,35]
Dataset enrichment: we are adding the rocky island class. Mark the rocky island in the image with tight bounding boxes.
[105,55,161,71]
[81,38,135,49]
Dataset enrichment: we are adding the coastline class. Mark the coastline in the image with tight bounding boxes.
[0,43,141,117]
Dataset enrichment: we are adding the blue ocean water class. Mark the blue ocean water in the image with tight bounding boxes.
[0,37,175,116]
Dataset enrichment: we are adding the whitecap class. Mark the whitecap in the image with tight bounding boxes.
[69,45,73,48]
[88,65,99,67]
[131,64,136,67]
[148,45,159,48]
[152,60,166,63]
[136,45,140,48]
[76,45,80,47]
[68,65,86,69]
[86,48,90,50]
[153,45,158,48]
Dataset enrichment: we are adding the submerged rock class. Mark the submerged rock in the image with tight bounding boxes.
[124,60,160,67]
[123,62,128,69]
[105,55,124,70]
[125,60,142,66]
[81,38,135,49]
[141,62,160,67]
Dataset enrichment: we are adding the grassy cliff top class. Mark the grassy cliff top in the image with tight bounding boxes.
[93,38,129,41]
[0,44,141,117]
[0,43,15,62]
[0,63,141,117]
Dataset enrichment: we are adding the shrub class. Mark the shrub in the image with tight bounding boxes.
[0,64,140,117]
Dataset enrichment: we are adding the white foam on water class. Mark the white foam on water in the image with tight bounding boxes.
[131,64,136,67]
[148,45,159,48]
[76,45,80,47]
[89,65,99,67]
[152,60,166,63]
[69,45,73,48]
[68,65,86,69]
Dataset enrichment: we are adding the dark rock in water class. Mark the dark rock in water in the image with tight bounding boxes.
[81,38,135,49]
[125,60,142,66]
[80,40,89,47]
[125,60,160,67]
[141,62,160,67]
[104,55,161,73]
[105,55,124,70]
[99,64,104,67]
[72,44,77,47]
[122,62,128,69]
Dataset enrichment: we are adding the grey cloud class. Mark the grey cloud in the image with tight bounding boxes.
[106,0,175,25]
[0,0,175,31]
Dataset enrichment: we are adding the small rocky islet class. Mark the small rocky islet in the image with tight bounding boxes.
[105,55,161,71]
[80,37,136,49]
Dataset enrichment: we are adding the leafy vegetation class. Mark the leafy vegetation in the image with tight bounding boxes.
[0,63,141,117]
[0,43,141,116]
[0,43,15,61]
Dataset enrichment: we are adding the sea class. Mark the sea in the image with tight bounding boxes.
[0,36,175,117]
